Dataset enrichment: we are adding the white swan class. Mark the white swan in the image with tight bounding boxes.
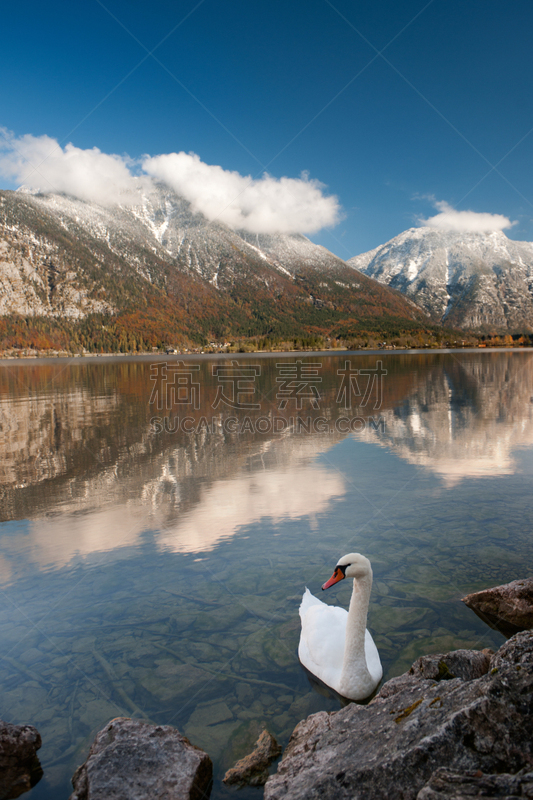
[298,553,382,701]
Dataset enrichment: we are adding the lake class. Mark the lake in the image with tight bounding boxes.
[1,350,532,799]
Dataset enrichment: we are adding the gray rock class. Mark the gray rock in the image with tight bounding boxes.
[264,632,533,800]
[223,729,281,787]
[462,577,533,636]
[0,719,42,800]
[489,629,533,671]
[375,648,492,700]
[69,717,212,800]
[417,766,533,799]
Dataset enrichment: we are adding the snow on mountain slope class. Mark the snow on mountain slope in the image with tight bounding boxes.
[348,227,533,330]
[237,230,349,274]
[23,184,352,284]
[0,186,427,339]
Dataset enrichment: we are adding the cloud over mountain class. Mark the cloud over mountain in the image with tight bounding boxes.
[419,200,516,233]
[0,129,340,235]
[0,129,143,206]
[142,152,340,234]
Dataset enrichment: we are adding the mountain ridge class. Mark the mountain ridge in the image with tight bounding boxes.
[348,226,533,331]
[0,186,430,350]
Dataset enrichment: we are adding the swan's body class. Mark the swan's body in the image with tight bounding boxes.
[298,553,382,700]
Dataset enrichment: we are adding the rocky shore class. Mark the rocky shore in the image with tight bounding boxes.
[263,576,533,799]
[2,577,531,799]
[264,630,533,799]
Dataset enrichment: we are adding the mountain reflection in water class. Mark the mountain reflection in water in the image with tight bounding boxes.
[360,352,533,484]
[1,352,533,570]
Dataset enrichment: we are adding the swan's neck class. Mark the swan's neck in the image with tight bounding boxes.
[339,572,373,695]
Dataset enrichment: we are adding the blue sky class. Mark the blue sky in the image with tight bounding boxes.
[2,0,533,259]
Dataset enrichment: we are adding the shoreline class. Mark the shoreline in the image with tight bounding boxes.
[0,346,530,367]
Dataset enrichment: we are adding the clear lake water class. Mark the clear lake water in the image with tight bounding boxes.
[0,350,532,799]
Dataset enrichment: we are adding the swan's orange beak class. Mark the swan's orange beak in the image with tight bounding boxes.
[322,567,345,590]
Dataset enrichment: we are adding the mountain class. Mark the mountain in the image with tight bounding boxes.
[0,185,428,349]
[348,227,533,331]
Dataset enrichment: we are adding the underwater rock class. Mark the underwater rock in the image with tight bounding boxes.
[186,701,233,728]
[223,729,281,787]
[416,766,533,799]
[264,632,533,800]
[235,683,254,706]
[69,717,212,800]
[184,719,241,765]
[462,577,533,635]
[0,719,42,800]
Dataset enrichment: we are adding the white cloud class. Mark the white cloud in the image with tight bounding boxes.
[142,151,341,234]
[0,129,341,234]
[419,200,516,233]
[0,129,143,205]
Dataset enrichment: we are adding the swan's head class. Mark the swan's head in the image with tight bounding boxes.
[322,553,372,590]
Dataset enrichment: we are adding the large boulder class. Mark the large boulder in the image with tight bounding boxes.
[69,717,212,800]
[0,720,42,800]
[376,647,491,699]
[462,577,533,635]
[264,632,533,800]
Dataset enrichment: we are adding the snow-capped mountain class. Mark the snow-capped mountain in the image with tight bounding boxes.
[0,185,425,342]
[348,227,533,331]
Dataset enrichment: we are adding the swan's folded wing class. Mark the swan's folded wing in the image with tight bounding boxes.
[299,602,347,687]
[299,587,328,619]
